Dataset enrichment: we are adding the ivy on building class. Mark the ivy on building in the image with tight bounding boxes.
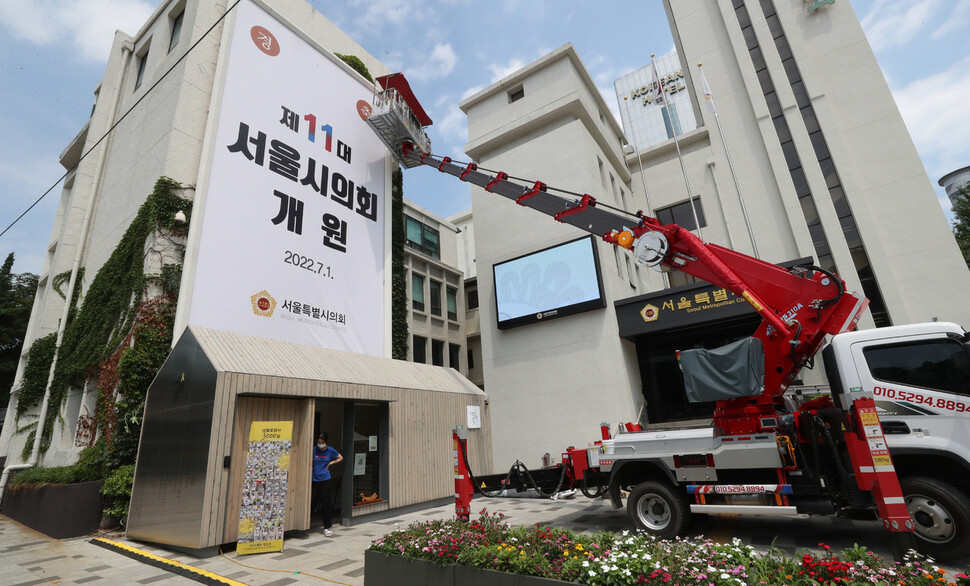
[391,168,409,359]
[335,53,375,84]
[12,176,190,472]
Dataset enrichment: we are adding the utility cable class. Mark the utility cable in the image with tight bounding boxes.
[218,546,356,585]
[458,439,572,499]
[0,0,242,239]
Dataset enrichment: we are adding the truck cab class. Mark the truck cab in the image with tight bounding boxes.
[823,321,970,558]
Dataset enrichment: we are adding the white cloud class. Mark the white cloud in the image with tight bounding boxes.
[488,58,526,83]
[350,0,419,34]
[0,0,155,62]
[892,56,970,180]
[461,84,484,100]
[859,0,944,52]
[931,0,970,39]
[405,43,457,81]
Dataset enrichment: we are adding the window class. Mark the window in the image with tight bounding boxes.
[412,335,427,363]
[168,10,184,53]
[134,48,150,90]
[656,197,706,230]
[508,86,524,103]
[467,349,475,370]
[661,103,682,139]
[429,280,442,316]
[467,288,479,310]
[405,216,440,259]
[351,403,383,504]
[411,273,425,311]
[864,340,970,396]
[431,340,445,367]
[449,343,461,370]
[446,287,458,321]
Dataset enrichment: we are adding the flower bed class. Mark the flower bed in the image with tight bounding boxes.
[367,509,970,585]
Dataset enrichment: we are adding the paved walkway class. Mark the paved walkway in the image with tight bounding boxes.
[2,495,967,585]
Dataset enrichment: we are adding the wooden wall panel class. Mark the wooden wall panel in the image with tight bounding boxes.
[221,396,313,543]
[210,371,490,544]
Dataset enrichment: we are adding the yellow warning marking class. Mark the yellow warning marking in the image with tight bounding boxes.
[481,482,486,488]
[872,455,892,467]
[92,538,247,586]
[740,291,763,312]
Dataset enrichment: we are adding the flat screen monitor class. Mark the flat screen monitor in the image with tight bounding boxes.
[493,235,606,330]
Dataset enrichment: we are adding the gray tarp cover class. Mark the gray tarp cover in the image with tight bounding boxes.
[680,337,765,403]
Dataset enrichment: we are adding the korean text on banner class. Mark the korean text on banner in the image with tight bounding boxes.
[188,0,387,356]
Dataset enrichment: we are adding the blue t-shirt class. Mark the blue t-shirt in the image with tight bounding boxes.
[313,445,340,481]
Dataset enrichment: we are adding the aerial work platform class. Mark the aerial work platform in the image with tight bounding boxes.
[365,73,433,168]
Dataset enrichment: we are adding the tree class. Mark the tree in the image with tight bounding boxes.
[0,253,39,405]
[952,184,970,270]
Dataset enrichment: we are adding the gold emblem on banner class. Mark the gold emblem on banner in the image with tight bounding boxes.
[251,290,277,317]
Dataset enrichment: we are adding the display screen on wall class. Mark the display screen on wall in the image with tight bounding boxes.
[186,0,387,356]
[493,235,605,330]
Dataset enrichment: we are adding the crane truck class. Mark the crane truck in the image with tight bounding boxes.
[364,73,970,561]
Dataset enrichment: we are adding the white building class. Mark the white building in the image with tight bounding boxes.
[939,166,970,208]
[460,44,648,469]
[403,199,468,375]
[447,209,485,389]
[615,51,698,150]
[1,0,391,468]
[461,0,970,468]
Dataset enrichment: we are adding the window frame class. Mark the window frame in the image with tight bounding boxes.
[411,273,425,312]
[863,338,970,397]
[168,9,184,53]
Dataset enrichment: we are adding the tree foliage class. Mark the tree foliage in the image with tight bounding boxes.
[952,184,970,269]
[0,253,39,405]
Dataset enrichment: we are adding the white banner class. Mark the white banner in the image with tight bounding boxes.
[188,0,387,356]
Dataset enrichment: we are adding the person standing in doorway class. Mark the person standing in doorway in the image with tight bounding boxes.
[311,432,343,536]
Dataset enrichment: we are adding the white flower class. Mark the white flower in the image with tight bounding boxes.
[582,561,589,567]
[643,553,652,560]
[721,573,730,579]
[588,570,596,577]
[611,565,618,571]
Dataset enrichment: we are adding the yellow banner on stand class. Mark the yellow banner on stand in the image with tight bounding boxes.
[237,421,293,555]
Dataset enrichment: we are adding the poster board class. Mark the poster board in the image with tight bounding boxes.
[237,421,293,555]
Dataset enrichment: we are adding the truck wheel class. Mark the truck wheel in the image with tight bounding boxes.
[627,481,689,538]
[900,477,970,561]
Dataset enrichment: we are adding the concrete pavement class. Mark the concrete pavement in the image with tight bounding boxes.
[2,495,966,585]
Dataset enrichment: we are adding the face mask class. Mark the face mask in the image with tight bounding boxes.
[317,442,326,448]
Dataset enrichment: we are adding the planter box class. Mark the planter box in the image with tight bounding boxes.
[1,479,104,539]
[364,550,574,586]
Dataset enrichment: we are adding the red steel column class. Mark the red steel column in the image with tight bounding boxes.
[453,427,473,521]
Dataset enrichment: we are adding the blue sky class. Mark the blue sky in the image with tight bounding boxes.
[1,0,968,276]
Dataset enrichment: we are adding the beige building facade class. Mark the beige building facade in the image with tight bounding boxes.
[461,0,970,468]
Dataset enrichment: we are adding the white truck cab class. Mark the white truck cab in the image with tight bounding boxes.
[822,322,970,558]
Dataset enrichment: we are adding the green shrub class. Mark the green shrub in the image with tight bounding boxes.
[9,463,100,486]
[335,53,374,83]
[100,464,135,525]
[9,440,110,486]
